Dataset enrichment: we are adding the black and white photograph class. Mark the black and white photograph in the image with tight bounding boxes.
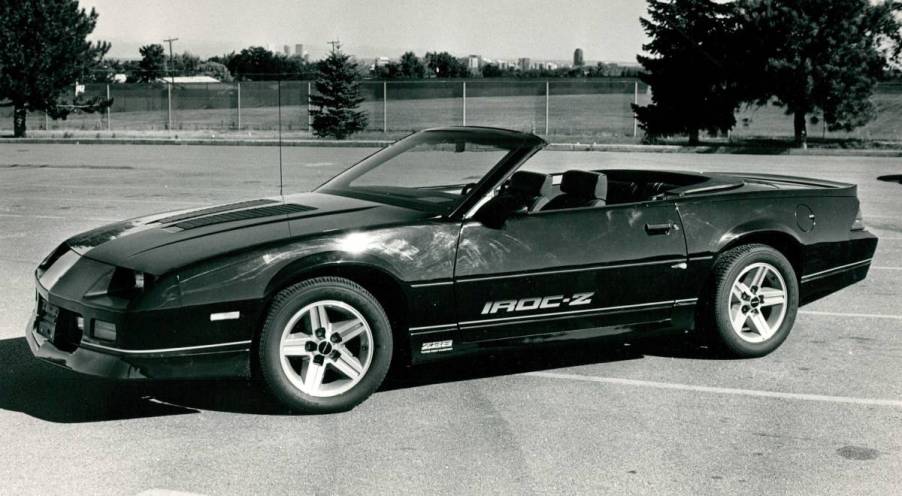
[1,0,901,494]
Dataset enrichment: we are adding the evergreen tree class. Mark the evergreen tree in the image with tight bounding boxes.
[737,0,901,148]
[0,0,110,137]
[633,0,740,145]
[310,45,368,139]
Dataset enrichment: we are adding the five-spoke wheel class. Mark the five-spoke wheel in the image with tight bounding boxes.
[259,277,392,413]
[708,244,799,357]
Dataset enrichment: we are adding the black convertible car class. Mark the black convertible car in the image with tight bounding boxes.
[28,127,877,412]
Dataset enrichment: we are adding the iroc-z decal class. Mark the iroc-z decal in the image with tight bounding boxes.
[480,292,595,315]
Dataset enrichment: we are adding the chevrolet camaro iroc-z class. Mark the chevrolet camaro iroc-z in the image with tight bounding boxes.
[27,127,878,412]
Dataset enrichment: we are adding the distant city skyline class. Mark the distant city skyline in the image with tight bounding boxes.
[78,0,649,64]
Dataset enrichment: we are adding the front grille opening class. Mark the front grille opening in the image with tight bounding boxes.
[53,309,83,352]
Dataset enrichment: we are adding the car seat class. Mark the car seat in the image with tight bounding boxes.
[542,170,607,210]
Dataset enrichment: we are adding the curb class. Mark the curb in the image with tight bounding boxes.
[5,136,902,157]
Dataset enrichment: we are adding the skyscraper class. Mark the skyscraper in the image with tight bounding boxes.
[295,44,305,58]
[518,58,531,71]
[573,48,584,67]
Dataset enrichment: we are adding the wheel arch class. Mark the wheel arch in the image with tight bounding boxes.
[260,258,412,363]
[718,229,804,281]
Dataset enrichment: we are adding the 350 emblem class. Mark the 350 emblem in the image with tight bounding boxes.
[480,293,595,315]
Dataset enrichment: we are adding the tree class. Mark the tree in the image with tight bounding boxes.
[737,0,902,148]
[138,44,166,82]
[399,51,426,78]
[425,52,468,78]
[0,0,110,137]
[632,0,741,145]
[480,64,505,78]
[197,61,232,82]
[227,46,290,80]
[310,45,368,139]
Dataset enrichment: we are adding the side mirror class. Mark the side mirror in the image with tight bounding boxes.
[473,194,526,229]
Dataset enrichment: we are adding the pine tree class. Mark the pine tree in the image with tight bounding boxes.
[737,0,902,148]
[633,0,740,145]
[310,46,368,139]
[0,0,111,137]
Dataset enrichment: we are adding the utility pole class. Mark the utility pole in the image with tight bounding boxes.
[327,39,341,53]
[163,37,178,82]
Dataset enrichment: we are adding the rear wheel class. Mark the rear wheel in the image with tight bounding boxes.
[258,277,392,413]
[708,244,799,357]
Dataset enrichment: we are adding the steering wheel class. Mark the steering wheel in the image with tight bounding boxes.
[460,182,477,196]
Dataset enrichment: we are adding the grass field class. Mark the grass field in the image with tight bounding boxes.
[6,83,902,141]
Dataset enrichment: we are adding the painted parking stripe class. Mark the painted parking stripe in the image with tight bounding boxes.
[0,213,120,222]
[871,266,902,270]
[524,371,902,408]
[800,310,902,321]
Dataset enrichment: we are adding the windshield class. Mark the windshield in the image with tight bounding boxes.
[316,130,530,213]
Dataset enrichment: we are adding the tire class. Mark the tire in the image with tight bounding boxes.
[258,277,393,413]
[707,244,799,357]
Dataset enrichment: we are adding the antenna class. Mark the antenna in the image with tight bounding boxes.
[278,79,284,197]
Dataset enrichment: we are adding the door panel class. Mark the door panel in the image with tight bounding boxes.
[454,203,687,342]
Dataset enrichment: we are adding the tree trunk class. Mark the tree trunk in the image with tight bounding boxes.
[793,110,807,149]
[13,106,27,138]
[688,127,700,146]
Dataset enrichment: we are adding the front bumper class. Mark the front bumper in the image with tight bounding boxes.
[27,263,253,380]
[26,314,251,380]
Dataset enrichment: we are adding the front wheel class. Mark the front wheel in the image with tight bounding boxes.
[708,244,799,357]
[258,277,393,413]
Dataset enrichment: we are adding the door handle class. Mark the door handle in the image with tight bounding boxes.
[645,222,676,235]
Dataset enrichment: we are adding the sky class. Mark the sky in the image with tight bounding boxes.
[78,0,650,63]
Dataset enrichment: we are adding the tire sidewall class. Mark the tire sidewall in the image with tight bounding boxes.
[259,279,393,413]
[713,246,799,357]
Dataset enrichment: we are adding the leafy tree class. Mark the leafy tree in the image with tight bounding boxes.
[480,64,505,78]
[632,0,741,145]
[138,44,166,82]
[171,52,202,76]
[197,61,232,82]
[0,0,111,137]
[373,61,402,79]
[737,0,902,148]
[399,51,426,78]
[227,46,290,80]
[310,45,368,139]
[425,52,468,78]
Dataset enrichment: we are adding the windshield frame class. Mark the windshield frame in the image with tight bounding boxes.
[315,128,546,217]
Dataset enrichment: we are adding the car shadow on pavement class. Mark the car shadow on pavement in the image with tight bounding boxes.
[0,332,729,422]
[0,337,200,423]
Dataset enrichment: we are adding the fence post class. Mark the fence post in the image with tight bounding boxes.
[106,84,111,131]
[462,81,467,126]
[237,82,241,130]
[633,81,639,138]
[307,81,312,131]
[545,81,550,135]
[44,111,49,130]
[383,81,388,133]
[167,82,172,130]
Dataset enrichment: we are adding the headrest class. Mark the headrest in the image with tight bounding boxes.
[560,170,607,200]
[509,171,553,197]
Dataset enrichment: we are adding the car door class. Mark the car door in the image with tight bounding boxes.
[453,201,688,343]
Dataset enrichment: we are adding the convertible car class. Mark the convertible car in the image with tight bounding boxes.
[27,127,878,412]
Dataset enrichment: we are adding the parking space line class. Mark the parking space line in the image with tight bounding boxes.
[800,310,902,321]
[0,213,120,222]
[524,371,902,408]
[872,266,902,270]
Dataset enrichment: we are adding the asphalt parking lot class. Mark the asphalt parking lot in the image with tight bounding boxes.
[1,144,900,495]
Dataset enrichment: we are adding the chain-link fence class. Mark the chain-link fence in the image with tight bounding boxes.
[8,78,902,140]
[0,79,649,138]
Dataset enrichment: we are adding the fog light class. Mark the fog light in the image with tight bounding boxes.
[93,320,117,342]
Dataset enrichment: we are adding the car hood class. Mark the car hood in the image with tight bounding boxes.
[66,192,434,274]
